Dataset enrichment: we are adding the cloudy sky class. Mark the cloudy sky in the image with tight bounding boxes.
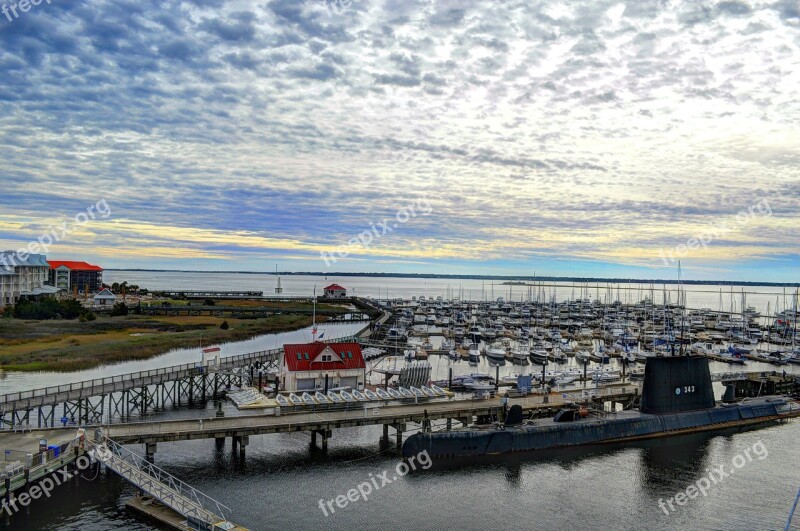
[0,0,798,281]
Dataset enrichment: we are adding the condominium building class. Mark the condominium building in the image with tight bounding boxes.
[47,260,104,293]
[0,251,59,306]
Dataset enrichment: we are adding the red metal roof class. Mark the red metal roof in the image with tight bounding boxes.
[47,260,103,271]
[324,284,346,291]
[283,342,365,372]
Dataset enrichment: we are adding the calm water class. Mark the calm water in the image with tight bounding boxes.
[2,272,799,530]
[105,270,799,316]
[5,417,800,530]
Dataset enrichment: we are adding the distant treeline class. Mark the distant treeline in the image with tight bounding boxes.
[105,269,800,288]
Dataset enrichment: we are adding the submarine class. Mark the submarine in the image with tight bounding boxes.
[402,356,800,459]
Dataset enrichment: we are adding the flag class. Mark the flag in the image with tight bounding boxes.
[318,332,325,339]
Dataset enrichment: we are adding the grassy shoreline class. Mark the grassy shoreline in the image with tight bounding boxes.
[0,313,336,372]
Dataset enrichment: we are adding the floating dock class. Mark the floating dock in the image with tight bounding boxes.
[126,495,249,531]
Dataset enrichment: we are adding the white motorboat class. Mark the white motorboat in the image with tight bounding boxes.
[421,386,437,397]
[364,389,379,400]
[486,344,507,363]
[314,391,330,404]
[431,384,449,395]
[327,390,344,403]
[351,390,368,401]
[464,382,495,391]
[301,392,317,405]
[592,373,619,383]
[376,388,391,400]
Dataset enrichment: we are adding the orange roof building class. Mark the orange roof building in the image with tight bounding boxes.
[47,260,103,293]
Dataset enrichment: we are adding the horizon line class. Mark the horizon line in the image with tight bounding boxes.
[103,268,800,288]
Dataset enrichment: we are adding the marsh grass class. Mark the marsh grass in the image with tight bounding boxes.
[0,313,331,372]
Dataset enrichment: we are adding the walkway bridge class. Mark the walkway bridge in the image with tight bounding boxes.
[0,348,287,430]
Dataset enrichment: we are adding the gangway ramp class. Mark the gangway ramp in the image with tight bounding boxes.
[88,432,244,530]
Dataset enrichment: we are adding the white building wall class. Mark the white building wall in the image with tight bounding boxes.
[0,252,51,306]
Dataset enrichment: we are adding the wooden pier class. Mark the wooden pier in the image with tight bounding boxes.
[96,385,639,456]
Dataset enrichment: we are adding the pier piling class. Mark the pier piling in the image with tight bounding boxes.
[145,443,157,462]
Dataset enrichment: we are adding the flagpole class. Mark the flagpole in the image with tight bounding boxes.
[312,284,317,341]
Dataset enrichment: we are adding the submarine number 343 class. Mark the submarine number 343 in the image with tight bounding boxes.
[675,386,695,395]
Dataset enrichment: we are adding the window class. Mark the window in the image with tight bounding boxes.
[304,353,309,360]
[296,353,302,360]
[347,351,353,359]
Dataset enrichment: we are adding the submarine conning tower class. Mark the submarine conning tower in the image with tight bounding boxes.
[640,355,716,414]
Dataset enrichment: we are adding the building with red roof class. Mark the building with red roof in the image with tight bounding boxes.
[323,283,347,298]
[47,260,103,294]
[281,341,365,391]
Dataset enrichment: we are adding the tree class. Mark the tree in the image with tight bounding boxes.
[110,302,129,317]
[220,320,229,330]
[203,299,216,306]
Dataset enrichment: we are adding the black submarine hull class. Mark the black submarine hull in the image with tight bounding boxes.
[403,356,799,459]
[402,398,795,458]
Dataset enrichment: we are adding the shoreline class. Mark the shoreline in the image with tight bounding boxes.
[104,269,800,287]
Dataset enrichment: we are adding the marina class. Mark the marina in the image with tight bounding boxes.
[0,280,798,529]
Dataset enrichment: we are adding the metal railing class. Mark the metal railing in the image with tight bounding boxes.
[90,435,231,526]
[711,372,748,381]
[1,436,81,485]
[0,348,281,407]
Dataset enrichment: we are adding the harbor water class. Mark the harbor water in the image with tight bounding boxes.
[105,271,798,316]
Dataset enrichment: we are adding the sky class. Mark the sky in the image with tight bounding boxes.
[0,0,798,282]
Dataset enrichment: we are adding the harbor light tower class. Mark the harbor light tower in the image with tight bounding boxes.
[274,265,283,294]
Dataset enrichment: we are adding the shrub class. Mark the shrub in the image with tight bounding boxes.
[110,302,129,317]
[12,298,85,320]
[220,320,229,330]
